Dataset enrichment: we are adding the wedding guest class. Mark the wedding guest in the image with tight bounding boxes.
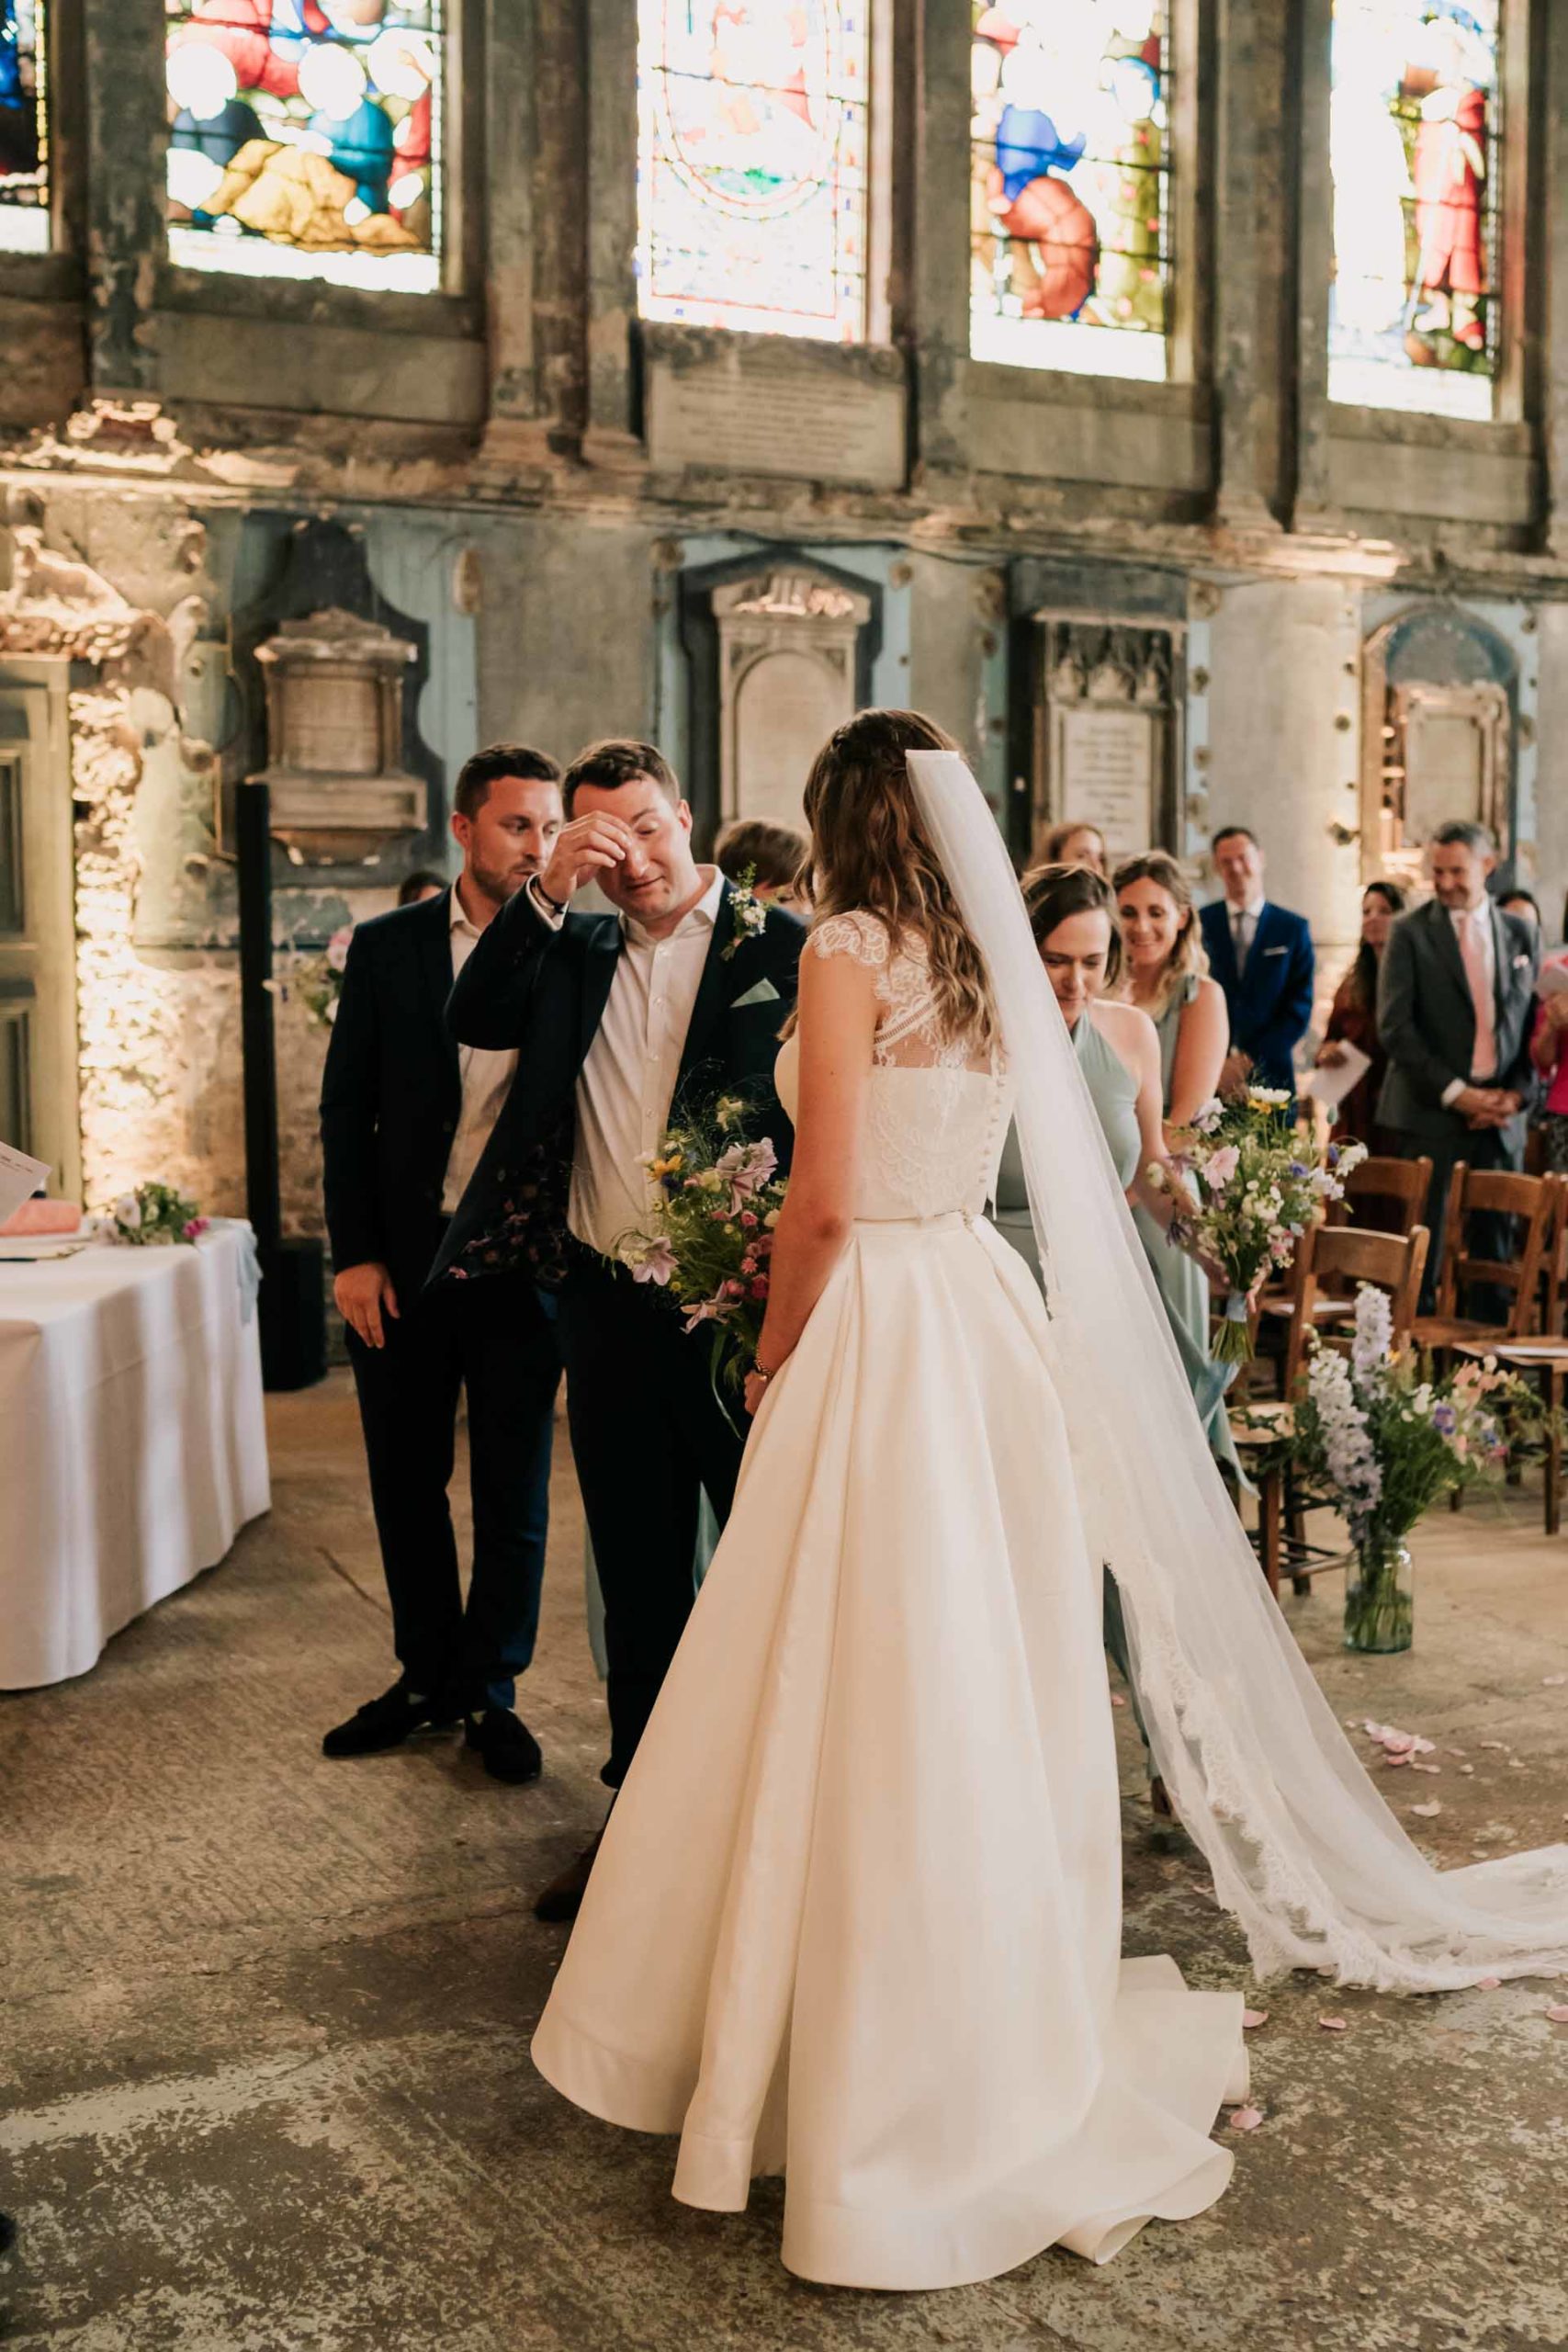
[1315,880,1406,1152]
[1530,941,1568,1173]
[398,867,448,908]
[319,745,566,1781]
[993,864,1234,1813]
[714,815,810,911]
[1041,819,1109,876]
[1113,852,1241,1476]
[1499,888,1541,934]
[440,738,806,1920]
[1377,820,1540,1311]
[1199,825,1315,1102]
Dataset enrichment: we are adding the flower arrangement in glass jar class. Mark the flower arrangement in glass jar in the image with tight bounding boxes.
[614,1094,787,1392]
[1148,1087,1367,1362]
[107,1182,209,1248]
[1291,1285,1546,1652]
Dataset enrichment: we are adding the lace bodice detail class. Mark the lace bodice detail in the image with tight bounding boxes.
[776,910,1011,1221]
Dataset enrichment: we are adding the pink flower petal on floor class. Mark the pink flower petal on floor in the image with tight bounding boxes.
[1362,1719,1386,1738]
[1509,1759,1527,1770]
[1476,1976,1502,1991]
[1410,1801,1442,1817]
[1243,2008,1269,2030]
[1382,1733,1415,1754]
[1318,2016,1348,2031]
[1542,1675,1566,1688]
[1228,2106,1264,2131]
[1409,1736,1436,1756]
[1546,2005,1568,2024]
[1412,1763,1441,1775]
[1448,1747,1469,1758]
[1111,1693,1127,1708]
[1481,1740,1510,1751]
[1460,1764,1475,1775]
[1384,1753,1412,1768]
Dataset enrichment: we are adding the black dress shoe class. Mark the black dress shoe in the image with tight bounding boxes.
[533,1831,603,1923]
[465,1707,543,1785]
[321,1680,458,1758]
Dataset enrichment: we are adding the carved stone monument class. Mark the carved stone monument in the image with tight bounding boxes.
[713,569,873,830]
[252,608,424,864]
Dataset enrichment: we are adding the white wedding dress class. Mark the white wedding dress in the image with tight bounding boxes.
[532,911,1248,2290]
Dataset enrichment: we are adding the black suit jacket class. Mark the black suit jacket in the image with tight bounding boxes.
[319,888,465,1295]
[1376,895,1539,1148]
[433,877,806,1286]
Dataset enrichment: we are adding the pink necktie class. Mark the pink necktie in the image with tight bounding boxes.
[1460,910,1496,1081]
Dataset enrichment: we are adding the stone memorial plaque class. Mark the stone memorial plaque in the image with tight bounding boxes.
[647,341,906,490]
[1059,707,1157,856]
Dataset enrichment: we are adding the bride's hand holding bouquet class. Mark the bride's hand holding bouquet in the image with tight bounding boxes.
[1148,1086,1367,1362]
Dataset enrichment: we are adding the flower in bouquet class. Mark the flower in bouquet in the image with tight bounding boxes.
[296,924,355,1028]
[107,1180,206,1248]
[613,1103,789,1394]
[1152,1092,1368,1363]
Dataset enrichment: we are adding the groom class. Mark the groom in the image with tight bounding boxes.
[438,739,805,1917]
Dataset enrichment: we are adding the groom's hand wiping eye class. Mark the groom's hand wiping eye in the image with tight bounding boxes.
[541,813,637,903]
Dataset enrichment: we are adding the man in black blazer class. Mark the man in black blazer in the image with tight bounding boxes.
[440,738,805,1917]
[1377,820,1540,1310]
[319,744,565,1781]
[1199,825,1316,1102]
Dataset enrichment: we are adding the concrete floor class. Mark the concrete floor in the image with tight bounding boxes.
[2,1374,1567,2352]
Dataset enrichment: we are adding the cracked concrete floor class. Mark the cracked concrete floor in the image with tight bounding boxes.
[2,1372,1566,2352]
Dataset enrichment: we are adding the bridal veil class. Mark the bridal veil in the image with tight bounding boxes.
[907,747,1568,1991]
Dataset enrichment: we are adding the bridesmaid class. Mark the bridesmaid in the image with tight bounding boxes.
[991,865,1227,1815]
[1112,853,1240,1473]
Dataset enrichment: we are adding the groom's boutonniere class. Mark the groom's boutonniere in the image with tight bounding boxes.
[723,866,769,962]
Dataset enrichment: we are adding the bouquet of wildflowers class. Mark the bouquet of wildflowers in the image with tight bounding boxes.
[1292,1285,1545,1648]
[296,924,355,1027]
[107,1182,209,1248]
[614,1095,787,1393]
[1149,1087,1367,1363]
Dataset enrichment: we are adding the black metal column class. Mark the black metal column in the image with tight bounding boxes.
[235,780,325,1390]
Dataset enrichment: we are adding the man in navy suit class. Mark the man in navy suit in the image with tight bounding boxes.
[1199,825,1315,1102]
[441,739,805,1918]
[319,745,565,1783]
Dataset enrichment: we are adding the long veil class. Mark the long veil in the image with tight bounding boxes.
[907,747,1568,1991]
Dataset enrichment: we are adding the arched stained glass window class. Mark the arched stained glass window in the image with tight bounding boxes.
[637,2,872,343]
[1329,0,1502,420]
[0,0,48,253]
[970,4,1171,380]
[164,2,445,292]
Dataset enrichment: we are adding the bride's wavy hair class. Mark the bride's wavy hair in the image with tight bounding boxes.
[799,707,998,1050]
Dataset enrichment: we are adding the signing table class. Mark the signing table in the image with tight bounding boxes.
[0,1223,270,1689]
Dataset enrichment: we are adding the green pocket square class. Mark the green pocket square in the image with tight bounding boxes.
[730,978,781,1010]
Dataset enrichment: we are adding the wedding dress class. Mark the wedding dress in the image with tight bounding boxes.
[532,907,1250,2290]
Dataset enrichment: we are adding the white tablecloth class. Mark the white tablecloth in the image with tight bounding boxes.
[0,1224,271,1689]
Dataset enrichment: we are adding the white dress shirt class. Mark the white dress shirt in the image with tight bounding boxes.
[530,867,727,1257]
[442,887,521,1214]
[1227,891,1267,973]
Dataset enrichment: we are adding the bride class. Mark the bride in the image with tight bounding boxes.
[532,710,1568,2291]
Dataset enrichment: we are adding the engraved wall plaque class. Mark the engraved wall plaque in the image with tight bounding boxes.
[647,336,906,491]
[1059,707,1158,858]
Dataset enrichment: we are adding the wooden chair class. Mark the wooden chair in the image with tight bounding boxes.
[1256,1159,1432,1393]
[1330,1153,1433,1239]
[1412,1167,1559,1353]
[1454,1178,1568,1534]
[1231,1220,1429,1597]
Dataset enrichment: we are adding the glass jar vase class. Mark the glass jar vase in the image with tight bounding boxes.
[1344,1535,1414,1655]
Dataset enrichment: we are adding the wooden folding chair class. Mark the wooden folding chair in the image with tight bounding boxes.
[1232,1221,1429,1597]
[1413,1167,1558,1353]
[1454,1177,1568,1534]
[1330,1153,1433,1239]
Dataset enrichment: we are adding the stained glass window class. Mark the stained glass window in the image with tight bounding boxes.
[0,0,48,253]
[970,4,1171,380]
[164,2,445,293]
[637,2,871,342]
[1329,0,1502,421]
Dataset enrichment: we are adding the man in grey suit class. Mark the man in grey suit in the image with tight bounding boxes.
[1376,820,1540,1311]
